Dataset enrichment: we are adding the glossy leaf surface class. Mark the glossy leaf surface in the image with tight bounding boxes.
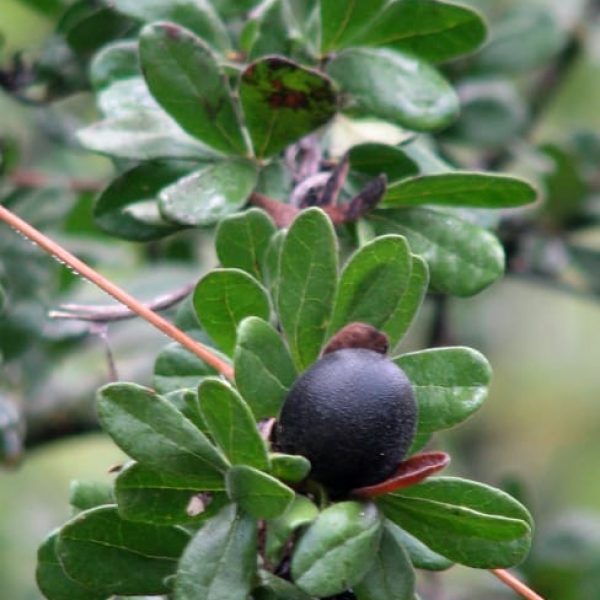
[349,142,419,183]
[270,453,311,483]
[226,465,295,519]
[278,208,338,370]
[378,477,533,568]
[393,527,454,571]
[328,48,459,132]
[159,159,258,227]
[199,378,269,470]
[292,501,383,596]
[175,503,257,600]
[234,316,297,420]
[194,268,270,356]
[140,22,246,153]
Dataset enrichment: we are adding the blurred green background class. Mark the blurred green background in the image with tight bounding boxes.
[1,0,599,598]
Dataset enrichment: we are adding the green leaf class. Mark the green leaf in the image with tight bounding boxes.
[263,229,286,299]
[159,159,259,227]
[234,316,297,420]
[115,461,226,525]
[354,521,415,600]
[56,506,189,595]
[90,40,140,89]
[163,389,211,434]
[198,378,269,470]
[240,57,337,157]
[37,531,106,600]
[226,465,295,519]
[266,495,319,564]
[328,235,412,345]
[327,48,459,132]
[394,347,491,434]
[382,173,537,209]
[174,503,257,600]
[216,208,276,280]
[97,382,227,484]
[270,453,311,483]
[349,143,419,183]
[69,481,114,513]
[93,161,191,241]
[351,0,487,63]
[378,477,533,568]
[392,526,453,571]
[77,109,213,160]
[320,0,387,52]
[140,22,246,154]
[278,208,338,370]
[194,268,270,356]
[153,341,218,395]
[292,501,383,597]
[254,572,315,600]
[369,208,505,296]
[113,0,231,52]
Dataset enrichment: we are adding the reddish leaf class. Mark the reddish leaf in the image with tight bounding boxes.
[323,322,389,356]
[353,451,450,498]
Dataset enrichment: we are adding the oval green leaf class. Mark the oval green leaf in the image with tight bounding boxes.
[354,521,416,600]
[292,501,383,597]
[369,208,505,296]
[226,465,295,519]
[278,208,338,370]
[392,526,454,571]
[198,378,269,470]
[159,159,258,227]
[378,477,533,568]
[194,268,270,356]
[56,506,189,596]
[395,347,491,434]
[234,316,297,420]
[96,382,227,484]
[382,173,537,209]
[140,22,246,154]
[240,56,337,157]
[349,142,419,183]
[69,480,115,513]
[328,48,459,132]
[216,208,276,280]
[270,453,311,483]
[174,503,257,600]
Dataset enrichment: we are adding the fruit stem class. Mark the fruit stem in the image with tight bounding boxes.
[0,205,234,381]
[490,568,545,600]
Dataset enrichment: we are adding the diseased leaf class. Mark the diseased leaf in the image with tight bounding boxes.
[240,57,337,157]
[234,317,297,420]
[140,22,246,153]
[394,347,491,434]
[354,521,416,600]
[199,378,269,470]
[115,461,226,525]
[378,477,533,568]
[174,503,257,600]
[194,268,270,356]
[382,173,537,208]
[216,208,276,280]
[56,506,189,596]
[37,531,106,600]
[328,48,459,132]
[328,235,412,346]
[93,161,192,241]
[278,208,338,370]
[352,0,487,63]
[292,501,383,597]
[226,465,295,519]
[159,159,258,227]
[369,208,505,296]
[113,0,231,52]
[97,383,227,485]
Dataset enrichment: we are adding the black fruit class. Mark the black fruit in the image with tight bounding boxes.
[276,348,417,493]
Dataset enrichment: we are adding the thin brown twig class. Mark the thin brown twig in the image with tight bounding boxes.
[0,205,233,381]
[490,569,545,600]
[49,282,195,322]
